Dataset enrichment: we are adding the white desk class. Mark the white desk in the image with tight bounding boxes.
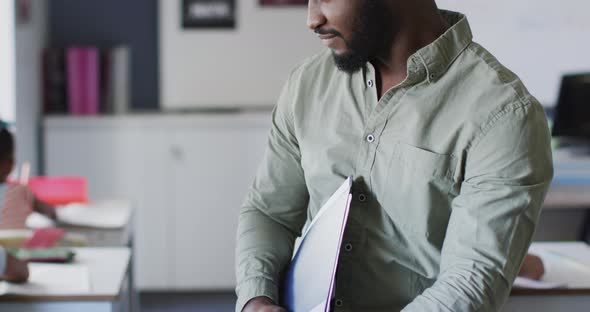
[58,201,138,312]
[505,242,590,312]
[0,248,131,312]
[56,200,134,247]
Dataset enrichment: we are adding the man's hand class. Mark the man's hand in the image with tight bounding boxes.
[518,253,545,280]
[243,296,288,312]
[2,254,29,283]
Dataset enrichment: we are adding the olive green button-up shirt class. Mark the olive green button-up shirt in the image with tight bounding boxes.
[236,11,553,312]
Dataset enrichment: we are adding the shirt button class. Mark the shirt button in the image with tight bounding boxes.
[358,194,367,202]
[366,134,375,143]
[344,243,353,252]
[335,299,344,307]
[367,79,374,87]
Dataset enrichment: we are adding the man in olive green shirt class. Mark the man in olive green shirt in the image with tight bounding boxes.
[236,0,553,311]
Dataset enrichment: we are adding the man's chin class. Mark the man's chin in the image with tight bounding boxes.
[332,51,367,74]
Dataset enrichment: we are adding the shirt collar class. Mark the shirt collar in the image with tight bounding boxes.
[412,10,473,83]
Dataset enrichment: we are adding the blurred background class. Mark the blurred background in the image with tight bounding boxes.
[0,0,590,311]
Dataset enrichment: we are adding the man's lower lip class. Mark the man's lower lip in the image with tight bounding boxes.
[318,34,336,40]
[321,36,338,47]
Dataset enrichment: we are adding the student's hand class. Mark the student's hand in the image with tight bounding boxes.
[45,205,57,221]
[2,254,29,283]
[518,253,545,280]
[34,197,57,220]
[242,297,288,312]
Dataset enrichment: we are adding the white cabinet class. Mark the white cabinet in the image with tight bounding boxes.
[170,126,267,289]
[44,113,270,290]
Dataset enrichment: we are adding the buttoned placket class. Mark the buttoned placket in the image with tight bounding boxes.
[332,59,428,312]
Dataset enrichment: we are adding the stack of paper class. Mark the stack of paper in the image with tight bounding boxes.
[513,277,566,289]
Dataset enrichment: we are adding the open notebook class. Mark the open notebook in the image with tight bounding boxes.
[26,200,132,230]
[283,177,353,312]
[56,200,132,229]
[0,263,90,296]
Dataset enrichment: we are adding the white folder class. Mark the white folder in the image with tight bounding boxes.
[283,177,353,312]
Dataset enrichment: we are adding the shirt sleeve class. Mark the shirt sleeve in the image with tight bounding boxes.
[0,246,6,276]
[402,103,553,311]
[235,69,309,312]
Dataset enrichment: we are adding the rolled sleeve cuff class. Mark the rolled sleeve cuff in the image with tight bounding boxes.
[235,277,279,312]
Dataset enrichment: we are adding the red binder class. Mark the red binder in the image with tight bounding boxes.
[27,176,89,206]
[23,228,66,249]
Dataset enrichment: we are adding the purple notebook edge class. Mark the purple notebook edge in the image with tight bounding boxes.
[66,47,100,115]
[85,48,100,115]
[325,192,353,312]
[66,48,83,115]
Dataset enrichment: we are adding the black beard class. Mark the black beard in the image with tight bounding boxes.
[332,1,394,74]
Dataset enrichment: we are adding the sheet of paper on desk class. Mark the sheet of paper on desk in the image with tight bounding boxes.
[513,277,566,289]
[0,263,90,296]
[536,250,590,289]
[25,212,56,229]
[515,246,590,290]
[56,200,131,229]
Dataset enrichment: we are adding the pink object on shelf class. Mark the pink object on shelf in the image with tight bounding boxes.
[66,47,100,115]
[27,176,89,206]
[23,228,66,249]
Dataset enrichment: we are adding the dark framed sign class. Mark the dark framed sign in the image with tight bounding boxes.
[182,0,236,29]
[260,0,307,6]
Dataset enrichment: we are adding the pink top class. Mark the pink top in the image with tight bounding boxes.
[0,183,34,229]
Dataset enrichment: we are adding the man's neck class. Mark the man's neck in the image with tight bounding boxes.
[373,8,448,99]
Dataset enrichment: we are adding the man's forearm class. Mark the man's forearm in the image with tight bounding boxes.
[235,207,299,312]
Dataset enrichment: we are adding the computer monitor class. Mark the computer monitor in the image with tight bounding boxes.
[552,73,590,141]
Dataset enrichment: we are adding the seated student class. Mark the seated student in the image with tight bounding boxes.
[0,245,28,283]
[0,127,56,229]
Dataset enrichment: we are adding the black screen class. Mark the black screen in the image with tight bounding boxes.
[552,73,590,138]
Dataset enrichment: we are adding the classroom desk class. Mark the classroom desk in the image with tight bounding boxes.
[545,149,590,210]
[58,201,138,312]
[0,247,131,312]
[504,242,590,312]
[539,150,590,241]
[56,200,134,247]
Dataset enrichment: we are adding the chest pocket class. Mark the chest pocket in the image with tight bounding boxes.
[381,142,458,242]
[390,142,456,180]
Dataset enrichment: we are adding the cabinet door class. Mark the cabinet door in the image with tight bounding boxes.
[132,129,174,290]
[170,122,269,289]
[44,122,173,290]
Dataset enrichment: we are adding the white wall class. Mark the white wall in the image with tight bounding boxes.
[438,0,590,106]
[162,0,590,109]
[15,1,48,174]
[0,0,16,122]
[160,0,321,109]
